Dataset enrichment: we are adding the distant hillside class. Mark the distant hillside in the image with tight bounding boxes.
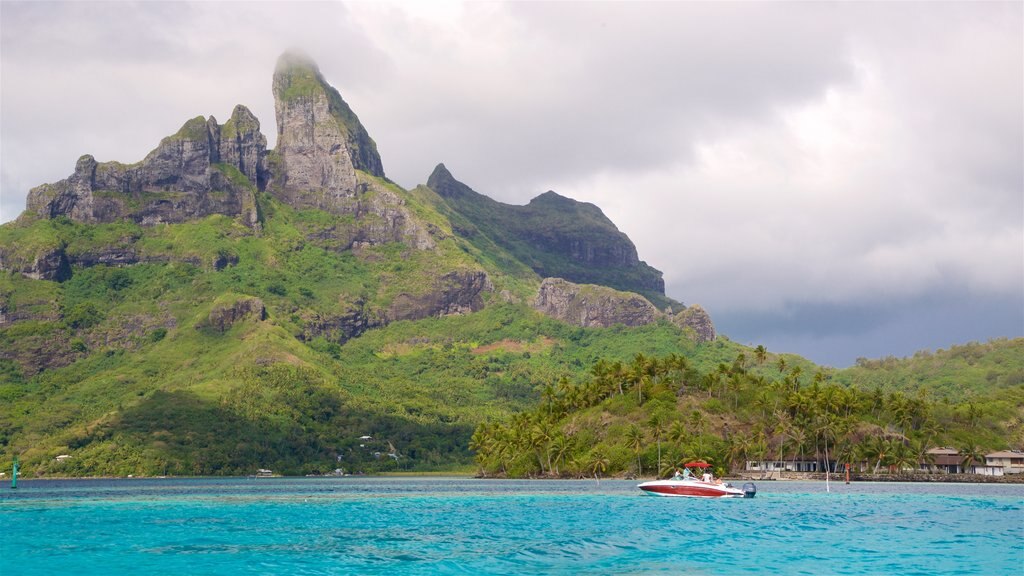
[473,348,1023,479]
[426,164,673,309]
[834,338,1024,398]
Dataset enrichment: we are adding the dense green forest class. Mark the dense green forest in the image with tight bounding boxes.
[471,344,1024,479]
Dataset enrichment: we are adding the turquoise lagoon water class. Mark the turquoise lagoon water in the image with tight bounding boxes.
[1,477,1021,575]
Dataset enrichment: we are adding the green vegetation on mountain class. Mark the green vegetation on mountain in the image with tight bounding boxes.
[471,348,1024,479]
[1,51,1019,481]
[836,338,1024,398]
[426,164,673,308]
[0,181,751,478]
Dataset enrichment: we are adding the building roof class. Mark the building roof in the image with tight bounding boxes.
[927,447,959,456]
[986,450,1024,459]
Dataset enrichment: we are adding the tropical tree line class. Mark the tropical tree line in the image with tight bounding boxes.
[470,350,1017,478]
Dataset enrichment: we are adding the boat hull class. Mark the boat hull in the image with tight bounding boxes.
[637,479,751,498]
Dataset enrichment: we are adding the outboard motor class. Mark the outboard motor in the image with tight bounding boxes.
[742,482,757,498]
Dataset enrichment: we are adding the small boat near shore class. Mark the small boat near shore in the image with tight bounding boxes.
[637,462,756,498]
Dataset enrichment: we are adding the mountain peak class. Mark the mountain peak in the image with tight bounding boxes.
[427,163,478,200]
[272,50,328,103]
[270,51,384,210]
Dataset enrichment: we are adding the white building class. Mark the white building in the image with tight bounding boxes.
[985,450,1024,474]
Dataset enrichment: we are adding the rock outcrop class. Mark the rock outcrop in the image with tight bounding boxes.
[202,296,266,333]
[532,278,716,341]
[387,270,492,323]
[0,246,72,282]
[533,278,659,328]
[25,105,266,229]
[671,304,716,343]
[298,305,380,346]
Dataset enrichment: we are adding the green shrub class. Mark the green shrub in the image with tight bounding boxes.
[64,302,104,330]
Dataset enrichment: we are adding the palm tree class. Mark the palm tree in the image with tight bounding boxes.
[667,420,688,447]
[541,382,558,417]
[787,427,808,472]
[754,345,767,366]
[959,444,985,473]
[750,435,769,473]
[733,352,747,373]
[528,424,551,474]
[790,365,803,387]
[910,438,934,473]
[832,440,857,475]
[754,390,772,421]
[863,436,894,474]
[589,450,610,483]
[729,433,753,472]
[625,424,645,476]
[889,442,916,473]
[965,403,983,427]
[688,410,706,434]
[469,426,493,474]
[548,434,574,476]
[665,353,690,395]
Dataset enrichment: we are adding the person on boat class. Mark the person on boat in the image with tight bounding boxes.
[682,467,692,479]
[671,469,684,480]
[701,471,713,483]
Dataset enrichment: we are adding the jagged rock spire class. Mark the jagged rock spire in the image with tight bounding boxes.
[25,110,265,229]
[270,50,384,212]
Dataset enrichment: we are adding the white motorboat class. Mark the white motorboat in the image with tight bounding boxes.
[637,462,756,498]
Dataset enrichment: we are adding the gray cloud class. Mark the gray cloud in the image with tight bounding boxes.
[1,1,1021,366]
[716,290,1024,367]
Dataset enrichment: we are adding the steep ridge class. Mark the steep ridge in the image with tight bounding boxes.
[426,164,671,307]
[24,106,266,230]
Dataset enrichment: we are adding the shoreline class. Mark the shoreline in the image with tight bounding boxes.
[7,472,1024,484]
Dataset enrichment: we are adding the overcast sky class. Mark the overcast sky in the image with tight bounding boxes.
[2,1,1021,367]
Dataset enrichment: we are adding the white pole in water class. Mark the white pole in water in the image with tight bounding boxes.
[824,439,831,493]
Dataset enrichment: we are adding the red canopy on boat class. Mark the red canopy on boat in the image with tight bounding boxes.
[683,462,711,468]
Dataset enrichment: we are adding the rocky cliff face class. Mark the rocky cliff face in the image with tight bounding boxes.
[268,52,433,251]
[25,106,266,229]
[269,51,383,210]
[427,164,666,298]
[201,296,266,333]
[387,270,491,323]
[532,278,716,341]
[671,305,716,343]
[5,51,707,346]
[533,278,659,328]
